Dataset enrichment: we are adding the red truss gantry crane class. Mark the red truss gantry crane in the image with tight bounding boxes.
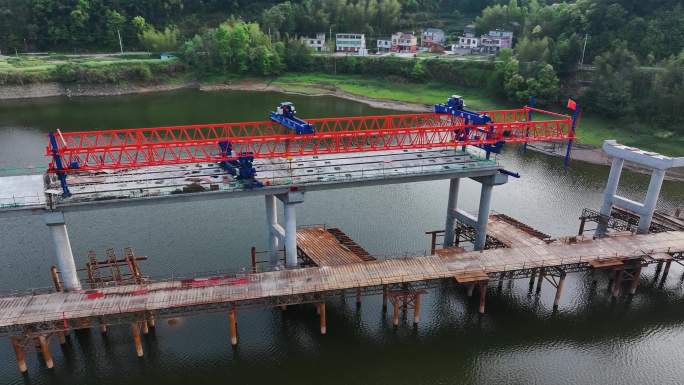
[45,97,579,196]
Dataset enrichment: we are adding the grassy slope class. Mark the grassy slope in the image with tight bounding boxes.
[271,73,684,156]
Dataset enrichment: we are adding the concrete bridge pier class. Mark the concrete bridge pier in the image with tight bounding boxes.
[265,190,305,268]
[443,178,460,247]
[474,179,495,251]
[595,140,684,237]
[44,212,81,291]
[445,173,508,251]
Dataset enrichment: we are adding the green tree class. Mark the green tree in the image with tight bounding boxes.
[375,0,401,33]
[524,64,559,104]
[410,60,426,81]
[139,26,180,53]
[515,36,550,63]
[283,38,312,71]
[585,44,640,117]
[261,1,295,36]
[105,10,126,50]
[475,0,525,36]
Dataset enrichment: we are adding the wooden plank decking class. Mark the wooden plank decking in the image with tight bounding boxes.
[486,214,550,248]
[0,231,683,332]
[296,227,366,266]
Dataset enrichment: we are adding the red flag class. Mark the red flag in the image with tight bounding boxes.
[567,98,577,110]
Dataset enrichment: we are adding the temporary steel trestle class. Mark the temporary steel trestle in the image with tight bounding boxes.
[45,107,574,173]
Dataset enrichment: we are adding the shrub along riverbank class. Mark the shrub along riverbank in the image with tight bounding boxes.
[0,54,188,86]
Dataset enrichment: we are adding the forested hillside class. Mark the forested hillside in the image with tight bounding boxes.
[0,0,488,52]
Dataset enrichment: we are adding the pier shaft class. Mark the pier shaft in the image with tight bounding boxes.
[536,267,545,293]
[131,322,144,357]
[413,294,422,324]
[553,272,567,308]
[265,195,280,265]
[478,282,487,314]
[45,212,81,291]
[474,183,494,251]
[229,308,238,346]
[11,337,27,373]
[596,158,624,236]
[284,203,298,267]
[37,335,54,369]
[318,302,327,335]
[443,178,460,247]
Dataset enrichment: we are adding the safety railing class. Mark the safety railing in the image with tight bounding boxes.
[0,193,45,209]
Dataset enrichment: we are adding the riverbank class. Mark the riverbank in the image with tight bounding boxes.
[0,80,196,99]
[200,79,431,113]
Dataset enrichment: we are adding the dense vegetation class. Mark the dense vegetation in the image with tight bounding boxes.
[476,0,684,130]
[0,0,682,136]
[0,0,486,53]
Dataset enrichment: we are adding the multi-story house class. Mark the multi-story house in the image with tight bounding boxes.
[390,32,417,53]
[303,33,327,52]
[335,33,366,53]
[421,28,445,48]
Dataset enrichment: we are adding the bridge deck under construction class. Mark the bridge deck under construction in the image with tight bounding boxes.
[0,148,499,215]
[1,229,683,336]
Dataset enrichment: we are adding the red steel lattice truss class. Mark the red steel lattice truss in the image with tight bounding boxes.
[46,107,574,173]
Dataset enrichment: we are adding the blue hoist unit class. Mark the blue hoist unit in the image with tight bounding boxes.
[434,95,506,157]
[269,102,315,135]
[217,140,263,189]
[48,131,78,197]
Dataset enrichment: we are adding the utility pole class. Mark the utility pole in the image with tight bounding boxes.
[579,33,588,69]
[117,28,124,55]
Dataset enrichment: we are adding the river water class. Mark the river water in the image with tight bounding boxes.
[0,90,683,385]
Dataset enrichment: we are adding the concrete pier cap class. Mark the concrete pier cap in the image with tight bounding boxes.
[602,140,684,170]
